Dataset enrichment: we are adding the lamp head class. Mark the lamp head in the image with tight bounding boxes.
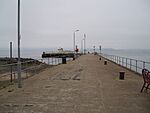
[75,30,79,32]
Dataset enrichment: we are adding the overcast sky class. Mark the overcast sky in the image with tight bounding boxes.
[0,0,150,50]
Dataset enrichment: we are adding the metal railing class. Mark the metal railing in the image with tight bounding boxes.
[0,57,74,89]
[0,53,81,89]
[42,57,73,65]
[101,53,150,75]
[0,59,49,89]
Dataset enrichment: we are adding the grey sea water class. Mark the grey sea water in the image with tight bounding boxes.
[101,49,150,62]
[0,48,53,59]
[0,48,71,65]
[99,49,150,73]
[0,48,150,62]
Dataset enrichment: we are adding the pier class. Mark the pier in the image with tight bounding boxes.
[42,52,75,58]
[0,54,150,113]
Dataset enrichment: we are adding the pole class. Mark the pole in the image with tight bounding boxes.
[99,45,101,54]
[81,39,83,54]
[84,34,86,55]
[73,32,75,52]
[93,46,95,53]
[48,58,49,65]
[73,30,79,52]
[17,0,22,88]
[10,42,13,82]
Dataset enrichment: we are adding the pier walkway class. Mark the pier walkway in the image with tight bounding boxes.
[0,54,150,113]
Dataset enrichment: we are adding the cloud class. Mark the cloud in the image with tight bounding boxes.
[0,0,150,49]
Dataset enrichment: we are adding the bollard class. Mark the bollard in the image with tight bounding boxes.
[73,57,75,60]
[119,71,125,80]
[62,57,67,64]
[99,57,101,60]
[104,60,107,65]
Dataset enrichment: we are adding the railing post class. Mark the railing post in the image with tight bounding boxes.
[55,58,56,65]
[126,58,127,68]
[117,56,118,64]
[136,60,137,72]
[119,57,121,65]
[122,57,124,66]
[116,56,117,63]
[14,72,16,82]
[130,59,132,70]
[48,58,49,65]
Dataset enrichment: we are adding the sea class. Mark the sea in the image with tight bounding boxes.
[0,48,53,59]
[0,48,150,62]
[0,48,150,71]
[101,49,150,62]
[0,48,72,65]
[100,49,150,73]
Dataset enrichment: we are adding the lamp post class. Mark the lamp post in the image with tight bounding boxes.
[17,0,22,88]
[99,45,101,54]
[10,42,13,82]
[93,46,95,53]
[81,39,83,54]
[73,30,79,52]
[83,34,86,54]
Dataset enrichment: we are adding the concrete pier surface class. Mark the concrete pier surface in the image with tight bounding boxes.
[0,54,150,113]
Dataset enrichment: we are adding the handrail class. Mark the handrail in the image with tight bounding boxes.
[0,58,47,82]
[0,57,72,81]
[100,53,150,74]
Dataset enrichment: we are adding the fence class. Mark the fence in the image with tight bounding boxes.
[101,53,150,75]
[0,59,50,89]
[0,57,74,89]
[42,57,73,65]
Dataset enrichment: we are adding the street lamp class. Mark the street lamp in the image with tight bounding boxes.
[73,30,79,52]
[93,46,95,53]
[99,45,101,54]
[17,0,22,88]
[83,34,86,54]
[81,39,83,54]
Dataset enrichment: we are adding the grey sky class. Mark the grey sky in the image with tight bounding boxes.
[0,0,150,49]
